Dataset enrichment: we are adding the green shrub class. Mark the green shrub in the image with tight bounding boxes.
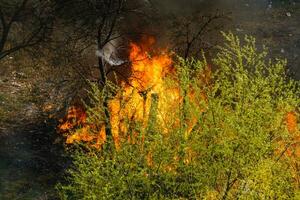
[57,33,299,200]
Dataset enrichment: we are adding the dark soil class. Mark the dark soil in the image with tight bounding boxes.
[0,120,67,200]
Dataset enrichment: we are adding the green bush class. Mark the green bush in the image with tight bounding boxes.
[57,33,299,199]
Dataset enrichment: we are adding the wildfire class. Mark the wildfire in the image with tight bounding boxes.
[58,37,299,159]
[58,38,185,149]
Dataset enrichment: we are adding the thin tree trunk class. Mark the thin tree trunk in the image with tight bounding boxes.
[97,47,113,149]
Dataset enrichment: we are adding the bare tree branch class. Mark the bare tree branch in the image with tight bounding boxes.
[0,0,54,60]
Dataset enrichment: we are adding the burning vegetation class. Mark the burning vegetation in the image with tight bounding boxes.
[57,33,300,199]
[58,37,199,149]
[58,36,299,154]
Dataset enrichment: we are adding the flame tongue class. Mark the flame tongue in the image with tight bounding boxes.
[128,41,172,92]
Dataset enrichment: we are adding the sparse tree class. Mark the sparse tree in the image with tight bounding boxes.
[0,0,55,60]
[170,11,229,60]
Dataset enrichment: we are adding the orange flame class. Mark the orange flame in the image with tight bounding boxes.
[283,111,299,156]
[128,38,173,91]
[286,111,298,134]
[284,111,300,186]
[58,37,212,154]
[58,105,86,132]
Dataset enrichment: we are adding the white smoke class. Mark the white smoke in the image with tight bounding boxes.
[96,39,125,66]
